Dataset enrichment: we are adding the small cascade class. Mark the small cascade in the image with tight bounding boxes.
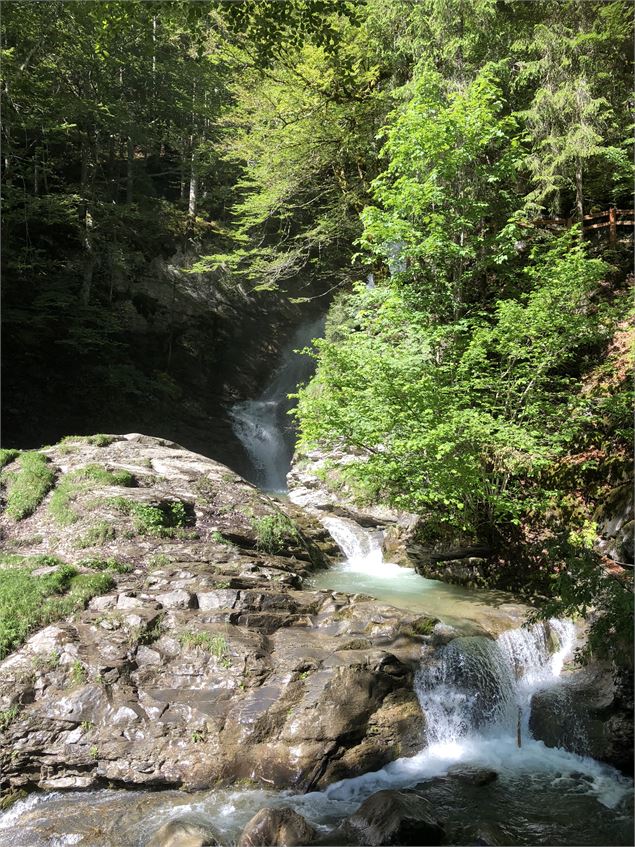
[229,316,324,491]
[320,516,394,574]
[415,619,577,749]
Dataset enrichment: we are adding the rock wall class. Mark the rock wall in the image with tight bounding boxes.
[3,243,327,479]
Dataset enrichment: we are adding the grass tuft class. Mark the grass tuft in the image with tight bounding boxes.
[3,452,55,520]
[0,558,114,659]
[0,449,20,470]
[253,513,298,554]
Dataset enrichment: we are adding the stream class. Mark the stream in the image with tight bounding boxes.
[1,317,633,846]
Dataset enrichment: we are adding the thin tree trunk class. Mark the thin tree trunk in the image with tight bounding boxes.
[575,160,584,231]
[180,137,188,202]
[188,140,198,217]
[126,135,134,204]
[79,128,97,306]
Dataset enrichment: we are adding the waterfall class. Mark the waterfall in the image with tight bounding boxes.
[415,619,577,748]
[320,516,392,574]
[316,516,630,812]
[229,316,324,491]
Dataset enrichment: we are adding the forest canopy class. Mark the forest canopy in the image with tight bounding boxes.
[2,0,633,660]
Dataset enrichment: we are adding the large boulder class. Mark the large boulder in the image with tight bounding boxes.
[238,806,316,847]
[0,434,426,800]
[339,790,444,846]
[145,814,220,847]
[529,662,634,774]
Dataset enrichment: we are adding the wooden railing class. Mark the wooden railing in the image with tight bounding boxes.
[533,208,634,243]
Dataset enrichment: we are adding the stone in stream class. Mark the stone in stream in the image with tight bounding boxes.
[338,789,445,846]
[529,661,634,775]
[238,806,317,847]
[446,764,498,786]
[145,814,220,847]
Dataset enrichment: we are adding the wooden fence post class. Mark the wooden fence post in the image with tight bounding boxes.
[609,207,617,245]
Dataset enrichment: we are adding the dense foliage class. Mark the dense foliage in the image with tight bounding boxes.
[2,0,633,661]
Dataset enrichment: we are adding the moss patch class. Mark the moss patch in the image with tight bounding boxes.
[49,464,135,526]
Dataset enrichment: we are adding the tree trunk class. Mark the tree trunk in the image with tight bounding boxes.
[126,136,134,204]
[575,160,584,232]
[188,140,198,217]
[79,128,97,306]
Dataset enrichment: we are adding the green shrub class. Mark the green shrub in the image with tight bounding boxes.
[253,513,298,554]
[3,452,55,520]
[109,497,190,537]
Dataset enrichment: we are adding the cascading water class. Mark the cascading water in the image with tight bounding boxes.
[229,316,324,491]
[2,454,632,846]
[311,515,633,821]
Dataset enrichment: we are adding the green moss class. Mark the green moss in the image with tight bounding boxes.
[60,434,117,448]
[0,789,27,811]
[49,464,135,526]
[75,521,117,548]
[0,706,19,732]
[3,452,56,520]
[77,557,131,574]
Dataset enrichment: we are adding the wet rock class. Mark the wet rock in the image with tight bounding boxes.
[340,789,445,846]
[238,806,316,847]
[145,814,220,847]
[446,764,498,786]
[529,662,634,775]
[594,482,634,564]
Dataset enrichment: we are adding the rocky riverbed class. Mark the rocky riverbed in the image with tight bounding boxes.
[0,434,632,847]
[0,434,434,799]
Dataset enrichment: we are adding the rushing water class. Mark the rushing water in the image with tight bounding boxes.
[2,325,633,844]
[309,515,530,634]
[229,316,324,491]
[3,517,632,846]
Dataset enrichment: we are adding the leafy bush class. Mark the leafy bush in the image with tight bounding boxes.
[253,513,298,554]
[3,452,55,520]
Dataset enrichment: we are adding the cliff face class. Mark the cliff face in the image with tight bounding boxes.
[2,239,325,476]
